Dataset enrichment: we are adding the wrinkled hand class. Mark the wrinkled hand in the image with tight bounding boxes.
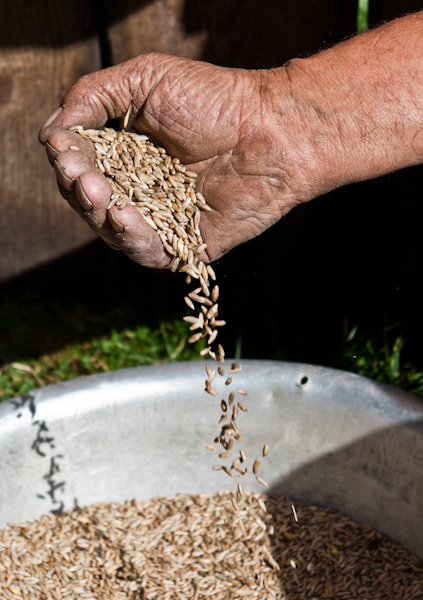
[39,54,307,268]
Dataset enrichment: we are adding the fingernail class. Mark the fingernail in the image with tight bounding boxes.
[40,106,63,131]
[54,161,73,188]
[46,141,59,161]
[76,181,93,211]
[108,209,125,233]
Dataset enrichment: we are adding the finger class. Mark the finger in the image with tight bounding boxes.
[74,176,122,251]
[54,149,99,193]
[77,175,170,268]
[53,144,174,269]
[46,130,95,164]
[75,171,113,227]
[38,54,178,145]
[106,204,172,269]
[39,63,136,144]
[54,155,112,232]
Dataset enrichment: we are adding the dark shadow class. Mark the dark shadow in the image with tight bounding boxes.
[1,0,358,56]
[0,0,151,48]
[0,240,188,365]
[184,0,358,68]
[369,0,423,25]
[266,418,423,595]
[214,167,423,370]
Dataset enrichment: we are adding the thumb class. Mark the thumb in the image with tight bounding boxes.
[38,53,174,145]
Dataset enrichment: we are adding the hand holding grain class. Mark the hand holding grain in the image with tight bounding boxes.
[40,12,423,268]
[39,54,304,268]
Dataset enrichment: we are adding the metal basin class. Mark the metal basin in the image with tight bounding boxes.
[0,361,422,558]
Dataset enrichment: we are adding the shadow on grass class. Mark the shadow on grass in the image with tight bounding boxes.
[0,241,208,400]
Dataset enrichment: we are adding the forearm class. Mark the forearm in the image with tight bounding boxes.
[269,11,423,201]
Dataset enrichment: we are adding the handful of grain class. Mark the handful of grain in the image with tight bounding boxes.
[71,126,224,360]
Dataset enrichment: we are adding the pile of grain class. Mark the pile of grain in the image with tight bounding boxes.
[1,492,422,599]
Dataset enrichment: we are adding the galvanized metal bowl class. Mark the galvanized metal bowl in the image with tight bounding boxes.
[1,361,422,558]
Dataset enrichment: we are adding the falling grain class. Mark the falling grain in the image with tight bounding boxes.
[203,444,216,452]
[256,475,269,488]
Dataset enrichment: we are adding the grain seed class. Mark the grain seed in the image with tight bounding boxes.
[206,303,218,320]
[206,387,219,397]
[194,243,207,254]
[207,265,216,280]
[183,316,198,324]
[207,368,216,384]
[184,296,195,310]
[211,285,219,302]
[238,520,247,537]
[190,293,213,307]
[233,459,246,475]
[188,332,203,344]
[231,497,240,511]
[256,476,269,488]
[211,319,226,327]
[207,330,218,345]
[262,545,280,571]
[222,466,234,478]
[107,196,118,209]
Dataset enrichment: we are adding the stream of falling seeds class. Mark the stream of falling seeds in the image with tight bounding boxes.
[72,125,271,549]
[72,126,270,484]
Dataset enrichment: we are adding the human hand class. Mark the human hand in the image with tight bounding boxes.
[39,53,311,268]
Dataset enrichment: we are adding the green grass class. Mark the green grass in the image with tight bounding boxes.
[0,291,205,402]
[357,0,369,33]
[337,319,423,397]
[1,289,422,402]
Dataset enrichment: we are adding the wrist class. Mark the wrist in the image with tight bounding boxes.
[255,64,337,210]
[263,12,423,203]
